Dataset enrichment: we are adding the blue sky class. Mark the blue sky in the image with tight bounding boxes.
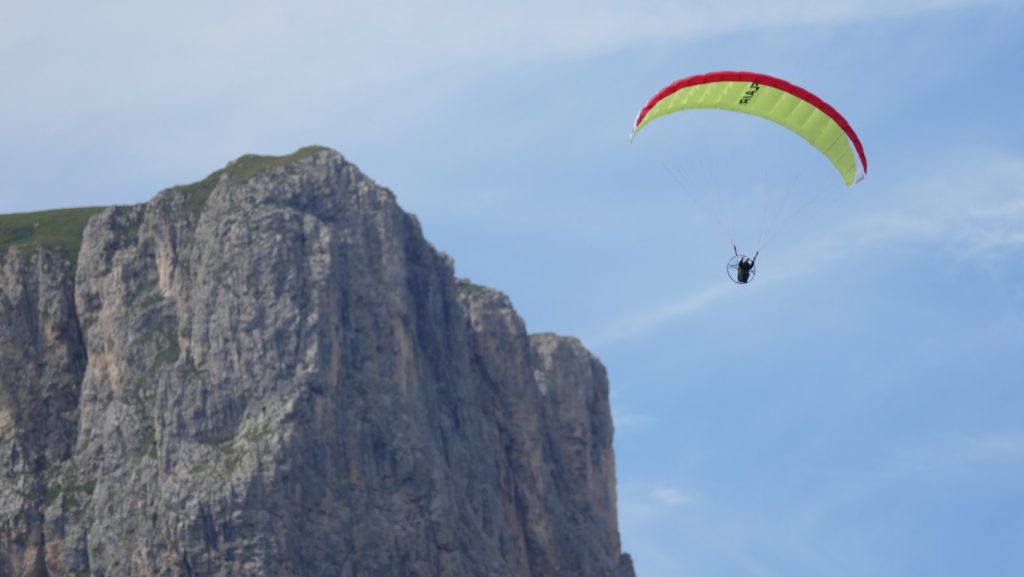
[3,1,1023,576]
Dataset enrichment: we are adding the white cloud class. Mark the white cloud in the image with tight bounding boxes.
[845,152,1024,260]
[589,150,1024,343]
[2,0,1015,211]
[910,430,1024,471]
[652,486,695,506]
[587,282,734,344]
[792,429,1024,532]
[617,482,698,528]
[2,0,1012,125]
[614,412,659,432]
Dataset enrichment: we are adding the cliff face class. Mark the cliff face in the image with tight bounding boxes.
[0,147,634,577]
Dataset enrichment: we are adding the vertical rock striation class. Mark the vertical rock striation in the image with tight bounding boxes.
[0,247,88,577]
[0,147,635,577]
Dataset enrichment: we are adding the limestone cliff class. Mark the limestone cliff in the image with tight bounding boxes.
[0,147,635,577]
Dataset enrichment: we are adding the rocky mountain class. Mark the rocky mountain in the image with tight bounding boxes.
[0,147,635,577]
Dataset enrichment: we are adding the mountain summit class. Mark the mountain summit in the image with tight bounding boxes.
[0,147,635,577]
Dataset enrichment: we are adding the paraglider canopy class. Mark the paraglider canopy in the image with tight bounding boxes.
[631,71,867,186]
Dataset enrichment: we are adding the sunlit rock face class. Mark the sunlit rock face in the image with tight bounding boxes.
[0,147,634,577]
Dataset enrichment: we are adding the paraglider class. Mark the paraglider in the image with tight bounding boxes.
[631,71,867,284]
[728,245,758,284]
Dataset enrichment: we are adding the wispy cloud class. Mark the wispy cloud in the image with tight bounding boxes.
[652,486,696,507]
[793,429,1024,532]
[587,282,734,345]
[848,151,1024,260]
[3,0,1016,211]
[614,412,659,431]
[589,150,1024,343]
[620,429,1024,577]
[3,0,1013,126]
[618,481,698,527]
[907,430,1024,472]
